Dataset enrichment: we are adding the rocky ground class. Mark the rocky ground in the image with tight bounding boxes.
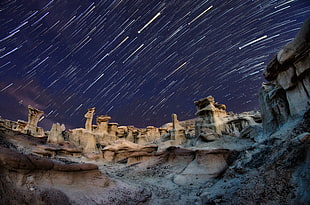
[2,111,308,205]
[97,112,309,205]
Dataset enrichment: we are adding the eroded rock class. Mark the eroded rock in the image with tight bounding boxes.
[260,17,310,135]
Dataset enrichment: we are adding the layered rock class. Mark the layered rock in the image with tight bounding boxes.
[102,140,158,164]
[0,127,150,204]
[95,115,111,135]
[24,105,44,136]
[194,96,260,138]
[195,96,227,135]
[260,17,310,135]
[172,148,230,185]
[0,105,46,137]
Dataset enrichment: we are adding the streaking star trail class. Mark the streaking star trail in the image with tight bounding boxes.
[0,0,309,129]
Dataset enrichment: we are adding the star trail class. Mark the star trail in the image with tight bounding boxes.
[0,0,309,129]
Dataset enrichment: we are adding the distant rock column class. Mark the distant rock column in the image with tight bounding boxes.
[84,107,95,131]
[25,105,44,135]
[170,114,186,144]
[172,114,178,129]
[96,115,111,135]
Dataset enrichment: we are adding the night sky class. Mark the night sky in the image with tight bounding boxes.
[0,0,309,130]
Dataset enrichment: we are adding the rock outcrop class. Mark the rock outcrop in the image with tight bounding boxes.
[260,17,310,135]
[0,105,45,137]
[0,127,150,205]
[200,17,310,204]
[194,96,260,139]
[172,148,230,185]
[195,96,227,135]
[159,114,187,150]
[102,140,158,164]
[24,105,44,136]
[47,123,65,144]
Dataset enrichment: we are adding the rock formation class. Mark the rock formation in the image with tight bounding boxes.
[194,96,227,135]
[24,105,44,136]
[95,115,111,135]
[0,127,150,204]
[47,123,65,144]
[84,107,95,131]
[170,114,186,144]
[260,17,310,135]
[194,96,260,139]
[172,148,230,185]
[102,140,158,164]
[158,114,188,150]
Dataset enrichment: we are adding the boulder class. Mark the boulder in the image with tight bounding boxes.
[173,149,230,185]
[199,128,220,142]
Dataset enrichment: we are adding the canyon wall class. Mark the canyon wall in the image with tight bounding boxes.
[260,17,310,136]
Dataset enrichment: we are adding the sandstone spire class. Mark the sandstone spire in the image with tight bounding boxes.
[170,113,186,144]
[84,107,95,131]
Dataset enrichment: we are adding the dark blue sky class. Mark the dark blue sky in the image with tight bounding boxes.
[0,0,309,129]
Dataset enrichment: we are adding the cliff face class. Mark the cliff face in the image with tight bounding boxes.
[260,17,310,136]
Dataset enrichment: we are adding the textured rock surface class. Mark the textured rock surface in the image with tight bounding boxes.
[259,83,290,136]
[260,17,310,135]
[172,149,230,185]
[47,123,65,144]
[194,96,260,138]
[200,113,310,204]
[102,140,158,163]
[0,126,150,205]
[24,105,44,136]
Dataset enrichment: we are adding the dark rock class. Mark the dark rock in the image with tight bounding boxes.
[259,83,290,136]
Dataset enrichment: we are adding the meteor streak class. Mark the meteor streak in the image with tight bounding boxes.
[188,6,213,25]
[138,12,161,33]
[239,35,267,50]
[164,62,187,80]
